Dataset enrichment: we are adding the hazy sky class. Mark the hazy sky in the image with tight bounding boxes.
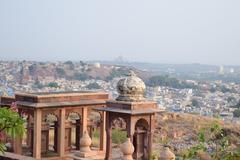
[0,0,239,65]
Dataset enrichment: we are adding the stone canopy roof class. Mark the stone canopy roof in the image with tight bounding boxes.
[15,91,108,109]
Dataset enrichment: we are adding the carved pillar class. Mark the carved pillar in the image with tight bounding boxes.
[58,108,65,157]
[13,109,25,155]
[13,136,22,154]
[127,116,134,143]
[81,107,88,138]
[26,115,33,147]
[100,111,106,151]
[148,130,154,158]
[148,114,155,157]
[33,109,42,159]
[105,112,112,160]
[105,128,112,160]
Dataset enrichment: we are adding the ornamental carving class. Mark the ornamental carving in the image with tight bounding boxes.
[116,70,146,102]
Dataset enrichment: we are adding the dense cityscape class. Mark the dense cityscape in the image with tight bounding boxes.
[1,60,240,124]
[1,0,240,159]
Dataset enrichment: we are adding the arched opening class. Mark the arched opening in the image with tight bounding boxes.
[20,112,28,149]
[42,113,58,157]
[19,113,31,156]
[88,110,101,149]
[67,112,81,151]
[110,117,128,159]
[133,118,149,160]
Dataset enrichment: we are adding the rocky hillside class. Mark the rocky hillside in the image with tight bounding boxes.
[154,112,240,156]
[12,61,152,84]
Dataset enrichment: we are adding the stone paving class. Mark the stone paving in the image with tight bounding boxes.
[67,148,122,160]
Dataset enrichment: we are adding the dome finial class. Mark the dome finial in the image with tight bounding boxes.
[116,70,146,102]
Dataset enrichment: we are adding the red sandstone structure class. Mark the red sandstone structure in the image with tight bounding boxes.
[0,71,160,160]
[1,91,108,160]
[98,71,160,160]
[0,96,15,107]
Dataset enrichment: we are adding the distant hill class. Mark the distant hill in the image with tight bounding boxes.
[95,61,240,84]
[13,61,153,84]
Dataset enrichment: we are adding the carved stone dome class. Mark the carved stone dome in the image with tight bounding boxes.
[116,70,146,102]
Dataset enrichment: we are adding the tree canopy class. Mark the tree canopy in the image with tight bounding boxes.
[105,69,128,81]
[233,109,240,118]
[74,73,90,81]
[0,107,25,153]
[192,99,200,107]
[48,82,59,88]
[86,82,101,90]
[56,67,65,76]
[147,75,196,89]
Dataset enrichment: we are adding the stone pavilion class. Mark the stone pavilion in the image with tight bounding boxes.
[97,71,160,160]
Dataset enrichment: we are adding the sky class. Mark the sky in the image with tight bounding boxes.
[0,0,239,65]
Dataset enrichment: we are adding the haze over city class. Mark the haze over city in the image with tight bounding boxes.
[0,0,240,65]
[1,1,240,160]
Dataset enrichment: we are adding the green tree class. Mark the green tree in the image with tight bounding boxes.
[28,64,37,75]
[56,67,65,75]
[235,100,240,109]
[233,109,240,117]
[184,123,240,160]
[192,99,199,107]
[86,82,101,90]
[74,73,89,81]
[0,107,25,154]
[105,69,128,81]
[147,75,196,89]
[48,82,59,88]
[227,96,236,103]
[220,86,231,93]
[64,61,74,70]
[147,75,169,87]
[210,87,217,93]
[34,80,44,89]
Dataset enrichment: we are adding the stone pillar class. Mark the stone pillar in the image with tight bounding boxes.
[105,128,112,160]
[26,115,33,147]
[105,112,112,160]
[148,130,154,157]
[81,107,88,137]
[127,117,134,142]
[149,114,155,158]
[33,109,42,159]
[100,111,106,151]
[121,138,134,160]
[13,136,22,154]
[58,108,66,157]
